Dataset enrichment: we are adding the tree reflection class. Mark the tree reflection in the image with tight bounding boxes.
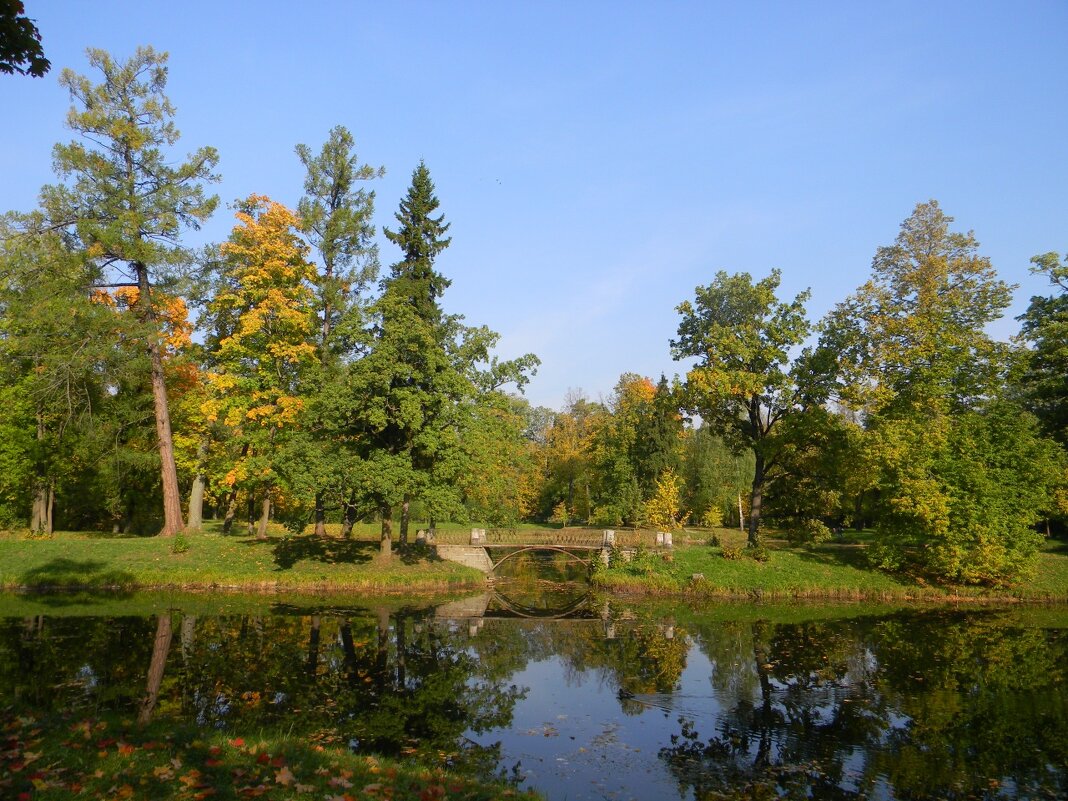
[663,611,1068,800]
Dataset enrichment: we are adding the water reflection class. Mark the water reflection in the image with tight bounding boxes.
[1,602,1066,800]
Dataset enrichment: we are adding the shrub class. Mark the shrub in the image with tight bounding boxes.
[786,518,833,544]
[171,533,190,554]
[721,546,743,560]
[747,544,770,562]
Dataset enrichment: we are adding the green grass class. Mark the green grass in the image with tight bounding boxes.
[0,710,539,801]
[0,525,487,593]
[592,527,1068,601]
[4,522,1067,602]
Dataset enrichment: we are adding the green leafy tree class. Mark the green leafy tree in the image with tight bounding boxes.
[0,217,114,532]
[1018,251,1068,445]
[204,195,319,539]
[41,46,219,535]
[823,201,1054,583]
[0,1,48,77]
[672,269,814,546]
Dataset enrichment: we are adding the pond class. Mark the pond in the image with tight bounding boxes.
[1,590,1066,800]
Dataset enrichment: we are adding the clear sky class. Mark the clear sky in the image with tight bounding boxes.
[3,1,1066,410]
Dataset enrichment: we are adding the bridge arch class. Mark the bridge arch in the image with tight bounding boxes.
[490,545,595,573]
[490,589,590,619]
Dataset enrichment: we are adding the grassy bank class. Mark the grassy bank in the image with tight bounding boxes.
[0,710,538,801]
[3,524,1067,601]
[592,528,1068,602]
[0,525,486,593]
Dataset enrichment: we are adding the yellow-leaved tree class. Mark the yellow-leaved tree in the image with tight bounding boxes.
[204,195,319,539]
[643,469,687,530]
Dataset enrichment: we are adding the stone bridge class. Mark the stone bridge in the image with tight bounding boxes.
[430,528,673,574]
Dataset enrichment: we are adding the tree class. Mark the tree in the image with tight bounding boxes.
[1018,251,1068,445]
[295,126,383,534]
[643,468,686,530]
[296,125,383,348]
[348,163,537,552]
[204,195,319,540]
[0,1,48,77]
[0,215,116,532]
[823,201,1054,584]
[383,160,452,324]
[350,163,457,553]
[672,269,813,546]
[42,46,219,535]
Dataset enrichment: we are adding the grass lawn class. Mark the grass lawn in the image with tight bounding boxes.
[3,521,1067,601]
[592,527,1068,601]
[0,522,487,593]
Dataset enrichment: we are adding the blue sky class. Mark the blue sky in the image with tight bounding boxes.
[2,1,1066,409]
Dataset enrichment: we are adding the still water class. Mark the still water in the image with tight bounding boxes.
[2,590,1066,800]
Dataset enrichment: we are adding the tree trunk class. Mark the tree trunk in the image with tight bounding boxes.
[395,613,406,689]
[221,489,239,534]
[46,484,54,534]
[187,440,207,530]
[136,263,184,537]
[399,496,409,547]
[339,620,357,684]
[31,483,47,534]
[314,491,327,536]
[247,495,256,537]
[306,615,321,678]
[256,493,271,540]
[375,607,390,691]
[380,504,392,557]
[340,491,357,538]
[747,452,765,548]
[138,613,173,725]
[180,615,196,661]
[30,410,51,534]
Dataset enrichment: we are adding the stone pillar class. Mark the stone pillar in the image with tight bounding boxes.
[470,528,486,545]
[602,529,615,546]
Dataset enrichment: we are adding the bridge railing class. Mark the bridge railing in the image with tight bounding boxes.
[427,527,655,547]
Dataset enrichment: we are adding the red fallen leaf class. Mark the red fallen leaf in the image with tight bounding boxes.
[8,762,24,772]
[194,790,217,800]
[142,741,163,750]
[229,738,245,747]
[256,753,270,765]
[117,742,135,756]
[18,793,31,801]
[96,738,116,748]
[269,755,286,768]
[208,745,222,756]
[205,759,223,767]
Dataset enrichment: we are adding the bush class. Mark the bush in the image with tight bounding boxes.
[171,533,190,554]
[707,531,721,547]
[786,518,833,544]
[747,544,770,563]
[721,546,743,560]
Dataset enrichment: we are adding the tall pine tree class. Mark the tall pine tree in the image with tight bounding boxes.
[41,46,219,536]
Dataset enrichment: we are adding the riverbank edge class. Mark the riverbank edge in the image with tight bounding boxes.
[3,576,1066,603]
[3,532,1066,602]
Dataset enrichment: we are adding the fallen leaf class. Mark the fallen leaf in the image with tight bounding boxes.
[274,766,295,786]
